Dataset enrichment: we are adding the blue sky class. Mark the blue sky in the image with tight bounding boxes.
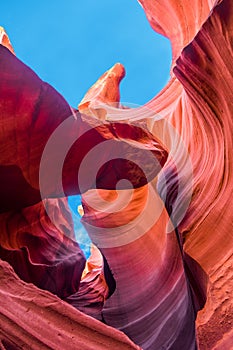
[1,1,172,257]
[1,0,171,107]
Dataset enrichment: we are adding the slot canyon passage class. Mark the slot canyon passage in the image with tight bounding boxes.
[0,0,233,349]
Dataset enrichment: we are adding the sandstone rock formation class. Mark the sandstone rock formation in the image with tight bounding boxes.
[77,0,233,348]
[0,260,140,350]
[0,0,233,349]
[0,26,166,350]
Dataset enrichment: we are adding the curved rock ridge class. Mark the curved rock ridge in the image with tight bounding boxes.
[78,41,207,349]
[81,185,206,350]
[77,48,205,350]
[0,27,14,53]
[0,259,141,350]
[0,198,86,298]
[174,1,233,348]
[79,63,126,119]
[77,44,206,349]
[138,0,216,63]
[174,0,233,269]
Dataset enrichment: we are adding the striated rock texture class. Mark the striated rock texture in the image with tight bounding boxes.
[66,244,109,321]
[77,59,206,350]
[80,185,206,349]
[138,1,233,348]
[0,0,233,349]
[174,2,233,348]
[0,260,140,350]
[78,0,233,348]
[138,0,217,63]
[0,198,86,298]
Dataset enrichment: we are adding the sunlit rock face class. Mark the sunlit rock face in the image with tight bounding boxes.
[137,1,233,348]
[138,0,216,64]
[0,27,14,54]
[0,0,233,349]
[78,0,233,348]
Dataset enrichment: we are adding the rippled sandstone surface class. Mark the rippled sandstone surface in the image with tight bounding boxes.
[0,0,233,349]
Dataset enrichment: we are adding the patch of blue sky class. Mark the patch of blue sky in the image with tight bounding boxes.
[1,0,171,107]
[68,196,91,259]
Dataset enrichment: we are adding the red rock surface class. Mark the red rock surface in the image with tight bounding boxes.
[173,2,233,348]
[79,63,125,119]
[0,198,86,298]
[79,0,233,348]
[81,185,207,349]
[138,0,216,64]
[66,244,109,321]
[1,0,233,348]
[0,27,14,54]
[0,260,140,350]
[78,67,206,348]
